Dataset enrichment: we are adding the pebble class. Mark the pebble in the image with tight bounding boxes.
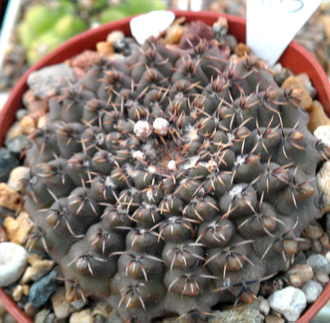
[21,259,55,284]
[22,284,29,295]
[286,264,314,287]
[308,100,330,133]
[0,183,22,211]
[315,271,330,284]
[273,67,292,87]
[293,251,307,265]
[302,220,324,240]
[320,232,330,248]
[27,99,48,114]
[24,302,38,317]
[37,114,49,128]
[96,41,115,56]
[317,161,330,212]
[106,31,125,45]
[7,166,30,191]
[0,148,19,183]
[259,296,270,316]
[296,73,317,98]
[0,242,28,287]
[112,38,131,56]
[51,287,73,319]
[91,301,113,317]
[71,299,87,310]
[265,315,285,323]
[209,309,264,323]
[165,24,185,44]
[326,251,330,263]
[22,89,36,106]
[19,115,35,135]
[3,211,34,245]
[306,254,330,274]
[15,108,29,121]
[268,286,307,322]
[314,125,330,147]
[29,269,57,308]
[7,135,29,155]
[234,42,250,57]
[27,63,76,98]
[12,285,24,301]
[4,123,23,144]
[301,280,323,302]
[70,309,95,323]
[34,309,50,323]
[281,76,313,111]
[69,50,102,70]
[312,239,323,254]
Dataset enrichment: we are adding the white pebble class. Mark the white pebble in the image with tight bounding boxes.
[106,30,125,45]
[315,272,330,284]
[268,286,307,322]
[7,166,29,191]
[134,121,151,141]
[325,251,330,264]
[0,242,28,287]
[314,125,330,147]
[259,296,270,316]
[153,118,169,136]
[301,280,323,303]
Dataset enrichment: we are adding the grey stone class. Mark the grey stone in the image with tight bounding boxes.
[7,135,29,154]
[307,254,330,274]
[268,286,307,321]
[29,269,57,307]
[71,299,86,310]
[35,309,51,323]
[301,280,323,303]
[15,109,29,121]
[209,309,264,323]
[0,242,28,287]
[0,148,19,182]
[27,63,76,98]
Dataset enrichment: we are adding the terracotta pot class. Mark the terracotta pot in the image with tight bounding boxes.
[0,10,329,323]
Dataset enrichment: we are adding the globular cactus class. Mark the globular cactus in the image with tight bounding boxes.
[21,20,328,322]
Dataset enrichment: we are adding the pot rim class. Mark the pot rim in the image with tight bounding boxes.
[0,10,329,323]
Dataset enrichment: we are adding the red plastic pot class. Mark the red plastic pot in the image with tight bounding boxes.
[0,10,329,323]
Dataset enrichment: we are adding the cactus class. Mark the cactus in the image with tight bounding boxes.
[21,20,328,322]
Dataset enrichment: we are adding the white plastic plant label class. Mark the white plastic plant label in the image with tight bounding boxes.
[247,0,321,66]
[130,11,175,45]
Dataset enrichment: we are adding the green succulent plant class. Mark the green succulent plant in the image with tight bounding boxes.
[21,20,328,322]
